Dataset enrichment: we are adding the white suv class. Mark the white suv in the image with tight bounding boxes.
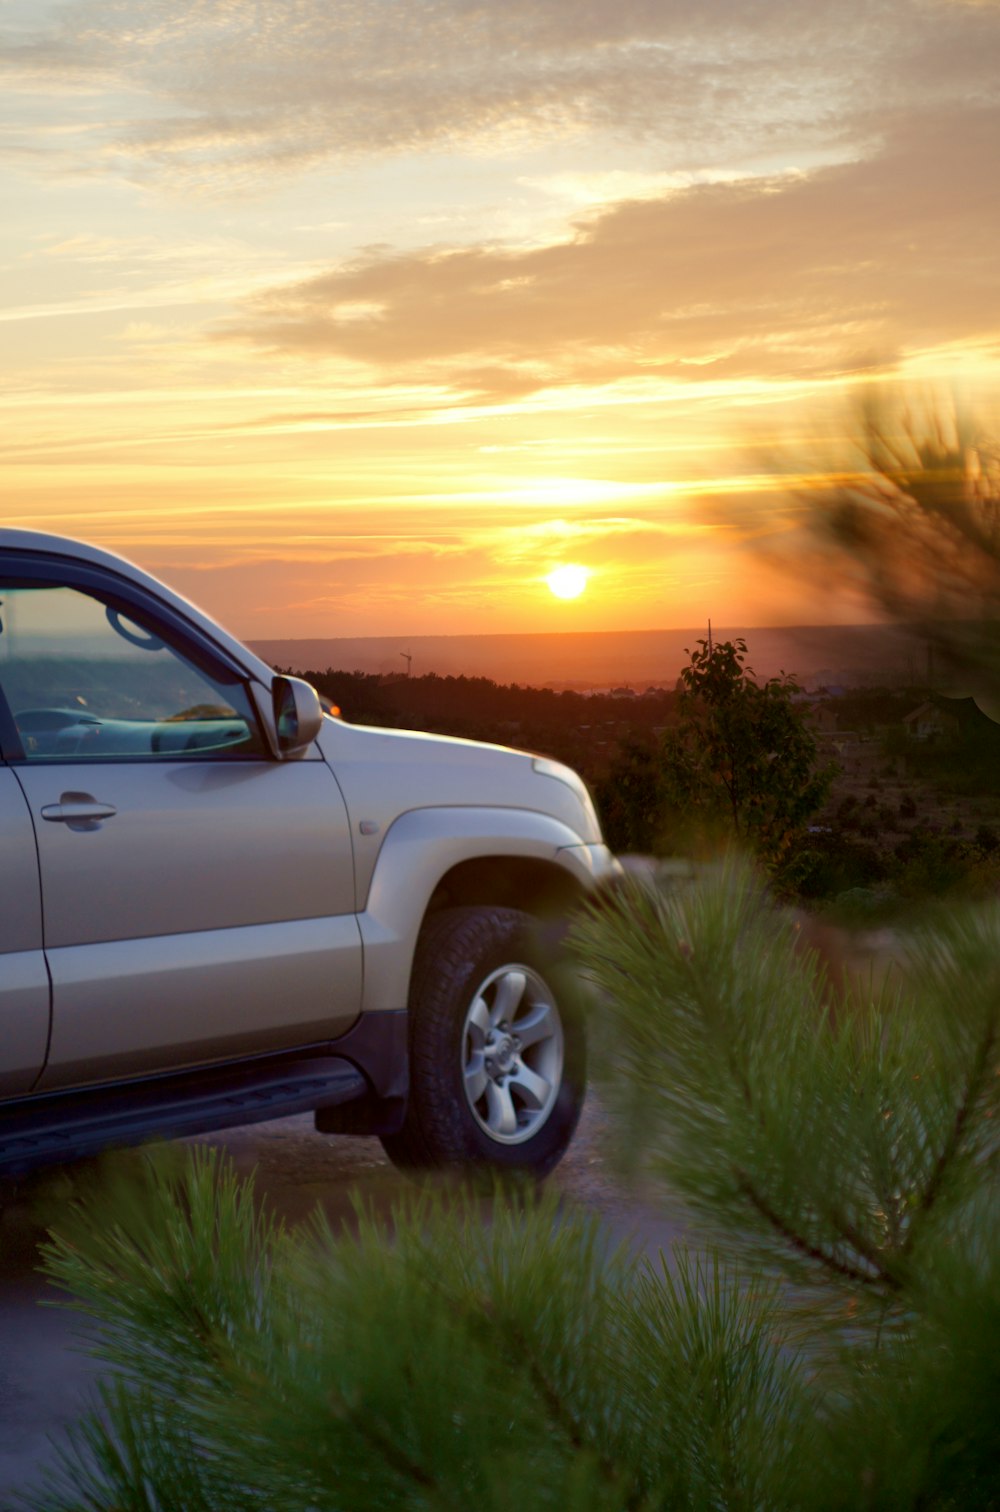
[0,531,618,1178]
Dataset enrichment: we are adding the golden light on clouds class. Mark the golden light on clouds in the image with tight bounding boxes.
[2,0,999,640]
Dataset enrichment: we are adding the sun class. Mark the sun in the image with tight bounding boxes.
[546,564,590,600]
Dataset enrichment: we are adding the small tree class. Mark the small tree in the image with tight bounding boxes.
[659,637,835,867]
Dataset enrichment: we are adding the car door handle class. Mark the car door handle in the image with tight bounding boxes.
[41,793,118,826]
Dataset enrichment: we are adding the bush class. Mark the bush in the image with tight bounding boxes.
[836,793,860,821]
[593,733,668,855]
[975,823,1000,856]
[784,830,888,899]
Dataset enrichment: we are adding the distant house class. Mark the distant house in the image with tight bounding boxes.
[903,701,959,742]
[804,705,840,733]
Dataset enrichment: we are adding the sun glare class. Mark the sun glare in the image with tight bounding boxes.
[546,564,590,599]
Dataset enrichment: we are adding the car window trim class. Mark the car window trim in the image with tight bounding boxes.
[0,684,25,763]
[0,552,272,764]
[0,553,253,684]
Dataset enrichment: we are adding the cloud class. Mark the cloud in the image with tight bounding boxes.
[214,106,1000,395]
[3,0,997,188]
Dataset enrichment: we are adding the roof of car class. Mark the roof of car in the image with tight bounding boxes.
[0,528,275,684]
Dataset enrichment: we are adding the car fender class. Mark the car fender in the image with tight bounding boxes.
[356,806,609,1015]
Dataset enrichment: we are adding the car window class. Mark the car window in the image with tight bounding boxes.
[0,584,267,761]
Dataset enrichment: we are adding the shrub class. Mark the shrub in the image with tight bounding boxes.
[975,823,1000,856]
[894,832,974,899]
[786,830,887,899]
[593,733,667,854]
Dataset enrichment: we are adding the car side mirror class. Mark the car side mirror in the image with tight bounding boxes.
[273,676,325,756]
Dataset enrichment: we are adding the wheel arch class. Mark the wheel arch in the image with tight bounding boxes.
[422,853,584,925]
[355,807,602,1016]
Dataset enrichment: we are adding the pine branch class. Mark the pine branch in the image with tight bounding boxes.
[448,1290,642,1511]
[330,1382,463,1512]
[903,1013,997,1254]
[736,1171,891,1290]
[503,1310,645,1511]
[508,1315,588,1454]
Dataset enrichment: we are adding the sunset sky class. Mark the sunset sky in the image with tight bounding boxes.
[3,0,999,641]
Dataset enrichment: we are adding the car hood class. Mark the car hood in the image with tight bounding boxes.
[315,717,602,847]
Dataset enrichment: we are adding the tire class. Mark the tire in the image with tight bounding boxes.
[380,906,586,1178]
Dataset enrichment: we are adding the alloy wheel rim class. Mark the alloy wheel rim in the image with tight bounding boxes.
[460,963,564,1145]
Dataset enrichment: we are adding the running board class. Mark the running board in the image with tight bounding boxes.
[0,1054,368,1178]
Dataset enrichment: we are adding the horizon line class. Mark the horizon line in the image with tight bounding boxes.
[248,620,908,644]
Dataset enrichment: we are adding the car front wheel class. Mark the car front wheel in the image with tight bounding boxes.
[380,906,585,1177]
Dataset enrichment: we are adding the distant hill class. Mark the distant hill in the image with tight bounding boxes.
[251,622,930,691]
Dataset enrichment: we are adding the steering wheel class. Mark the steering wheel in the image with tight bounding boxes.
[105,605,164,652]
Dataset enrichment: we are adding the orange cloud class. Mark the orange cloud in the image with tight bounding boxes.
[216,107,1000,398]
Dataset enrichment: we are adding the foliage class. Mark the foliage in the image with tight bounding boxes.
[303,666,674,742]
[890,704,1000,799]
[782,828,888,901]
[784,816,1000,918]
[976,823,1000,855]
[798,393,1000,707]
[572,859,1000,1502]
[29,1155,804,1512]
[657,638,836,868]
[20,860,1000,1510]
[574,860,998,1284]
[592,733,669,854]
